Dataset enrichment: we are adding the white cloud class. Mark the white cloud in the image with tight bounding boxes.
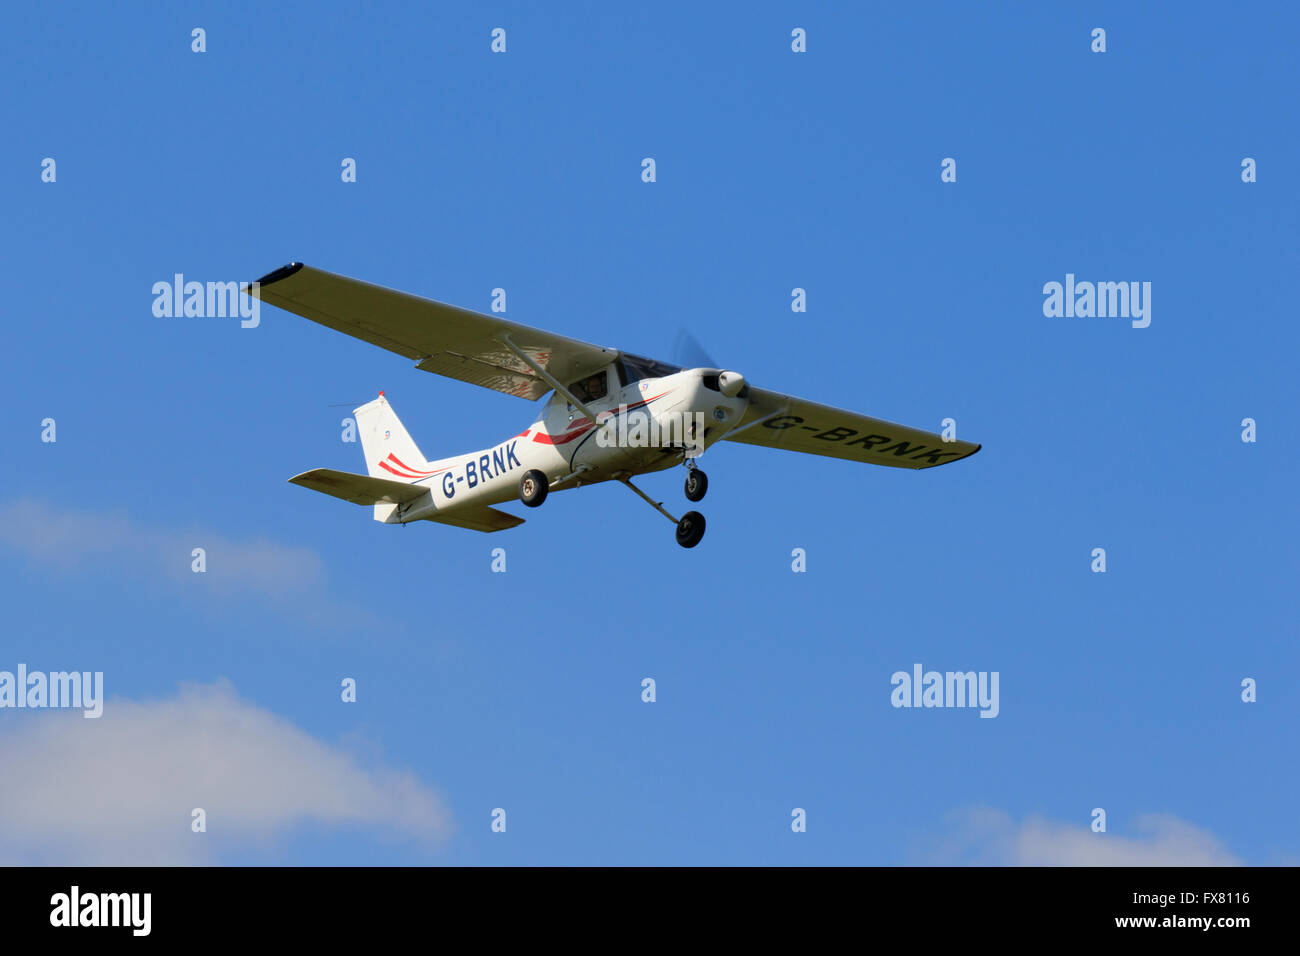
[0,498,367,626]
[930,807,1242,866]
[0,680,450,864]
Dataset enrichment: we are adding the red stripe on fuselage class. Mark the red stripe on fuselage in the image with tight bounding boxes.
[529,391,671,446]
[532,422,594,445]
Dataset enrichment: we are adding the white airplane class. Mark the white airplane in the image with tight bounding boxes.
[247,263,981,548]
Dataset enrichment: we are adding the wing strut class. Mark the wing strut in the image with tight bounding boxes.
[502,334,601,424]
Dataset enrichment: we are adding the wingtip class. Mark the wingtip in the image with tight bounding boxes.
[253,261,305,287]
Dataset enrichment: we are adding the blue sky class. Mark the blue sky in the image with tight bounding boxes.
[1,1,1296,865]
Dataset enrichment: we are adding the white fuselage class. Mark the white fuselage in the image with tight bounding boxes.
[390,368,747,524]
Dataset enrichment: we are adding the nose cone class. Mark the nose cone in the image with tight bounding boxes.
[718,370,746,397]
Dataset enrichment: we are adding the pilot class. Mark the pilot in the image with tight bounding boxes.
[584,374,606,401]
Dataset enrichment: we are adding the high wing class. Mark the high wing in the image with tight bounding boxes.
[725,387,980,470]
[247,263,617,400]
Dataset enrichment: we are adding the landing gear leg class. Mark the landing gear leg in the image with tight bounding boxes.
[619,478,707,549]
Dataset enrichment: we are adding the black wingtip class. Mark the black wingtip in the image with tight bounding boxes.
[253,261,305,287]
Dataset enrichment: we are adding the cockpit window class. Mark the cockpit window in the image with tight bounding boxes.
[617,353,682,384]
[568,371,608,403]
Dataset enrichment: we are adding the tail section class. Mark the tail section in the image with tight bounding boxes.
[289,393,525,534]
[355,392,435,481]
[355,393,439,522]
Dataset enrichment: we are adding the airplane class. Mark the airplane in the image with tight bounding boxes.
[245,263,981,548]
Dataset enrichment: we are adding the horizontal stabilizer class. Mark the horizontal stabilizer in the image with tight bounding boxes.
[428,506,526,533]
[289,469,429,505]
[289,469,524,532]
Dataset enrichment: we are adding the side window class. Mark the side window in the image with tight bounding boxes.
[568,371,608,404]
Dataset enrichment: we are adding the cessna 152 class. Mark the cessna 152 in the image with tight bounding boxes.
[246,263,980,548]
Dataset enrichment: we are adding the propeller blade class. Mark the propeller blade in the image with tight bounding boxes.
[671,329,718,370]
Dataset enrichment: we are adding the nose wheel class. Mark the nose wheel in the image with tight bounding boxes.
[684,468,708,502]
[675,511,706,548]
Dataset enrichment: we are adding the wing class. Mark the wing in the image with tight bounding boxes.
[725,387,980,470]
[248,263,616,400]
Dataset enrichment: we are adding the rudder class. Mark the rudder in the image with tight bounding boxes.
[355,393,435,481]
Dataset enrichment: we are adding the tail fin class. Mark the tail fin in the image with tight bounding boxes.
[355,393,435,481]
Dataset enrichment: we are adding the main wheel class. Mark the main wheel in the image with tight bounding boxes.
[684,468,708,502]
[675,510,706,548]
[519,469,549,508]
